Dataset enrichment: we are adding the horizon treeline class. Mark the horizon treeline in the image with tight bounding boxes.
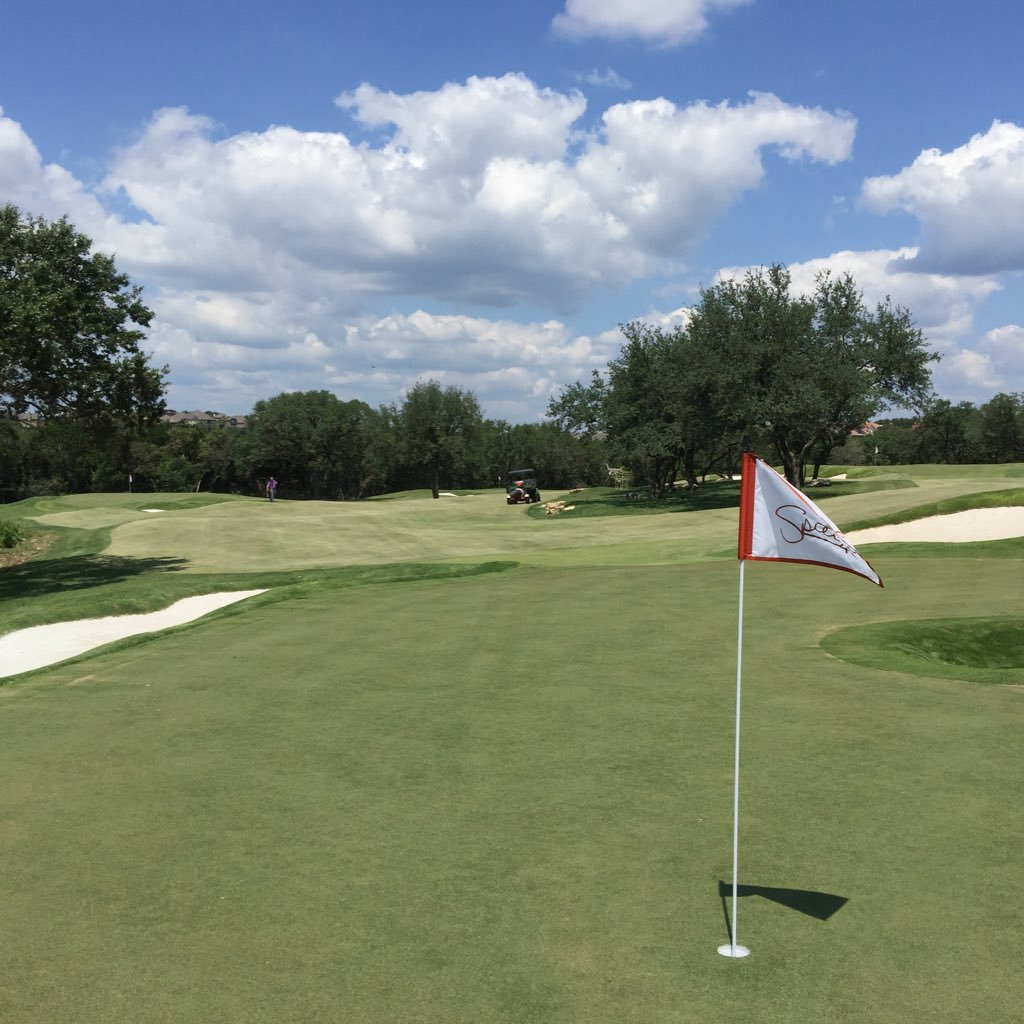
[1,387,1022,503]
[3,206,1023,503]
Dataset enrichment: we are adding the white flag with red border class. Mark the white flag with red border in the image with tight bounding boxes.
[737,452,882,587]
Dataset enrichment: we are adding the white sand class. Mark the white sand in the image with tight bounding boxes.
[846,506,1024,545]
[0,590,266,679]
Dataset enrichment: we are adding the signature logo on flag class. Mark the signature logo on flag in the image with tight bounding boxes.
[774,504,856,554]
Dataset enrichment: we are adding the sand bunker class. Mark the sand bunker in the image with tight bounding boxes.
[0,591,266,679]
[846,507,1024,545]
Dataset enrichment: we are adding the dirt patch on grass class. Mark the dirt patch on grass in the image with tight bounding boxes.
[0,531,60,570]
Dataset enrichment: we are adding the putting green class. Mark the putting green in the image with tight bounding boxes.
[3,556,1023,1023]
[3,469,1024,1023]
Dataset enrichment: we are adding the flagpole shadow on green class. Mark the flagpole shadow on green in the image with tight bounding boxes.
[718,880,850,923]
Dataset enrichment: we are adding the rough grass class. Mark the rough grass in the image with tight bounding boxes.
[1,472,1023,1023]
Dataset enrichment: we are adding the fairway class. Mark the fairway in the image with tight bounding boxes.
[2,471,1023,1023]
[34,466,1024,573]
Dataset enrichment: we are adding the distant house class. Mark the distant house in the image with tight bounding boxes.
[162,409,225,426]
[850,422,882,436]
[161,410,247,428]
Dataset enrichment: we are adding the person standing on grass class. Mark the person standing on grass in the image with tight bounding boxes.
[266,476,278,501]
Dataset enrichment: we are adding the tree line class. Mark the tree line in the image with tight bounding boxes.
[2,203,1022,503]
[0,379,612,502]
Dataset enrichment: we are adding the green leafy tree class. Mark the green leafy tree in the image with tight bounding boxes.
[395,380,483,498]
[127,437,164,491]
[546,370,608,440]
[0,204,167,424]
[916,399,980,464]
[197,428,240,492]
[482,419,606,490]
[685,265,937,485]
[361,403,402,496]
[977,393,1023,463]
[21,418,109,494]
[603,325,685,496]
[245,390,374,499]
[0,418,29,500]
[609,321,740,494]
[552,322,737,497]
[872,422,923,465]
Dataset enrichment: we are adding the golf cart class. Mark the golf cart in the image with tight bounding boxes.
[505,468,540,504]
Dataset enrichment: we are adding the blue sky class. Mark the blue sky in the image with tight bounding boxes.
[3,0,1023,421]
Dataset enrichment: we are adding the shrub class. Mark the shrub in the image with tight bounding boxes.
[0,519,25,549]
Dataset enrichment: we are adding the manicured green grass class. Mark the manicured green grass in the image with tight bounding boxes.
[528,477,921,521]
[823,616,1024,684]
[1,473,1023,1023]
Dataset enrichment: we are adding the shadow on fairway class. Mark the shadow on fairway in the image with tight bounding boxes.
[0,554,189,598]
[718,880,849,935]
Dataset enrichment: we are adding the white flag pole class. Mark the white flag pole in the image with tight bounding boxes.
[719,557,750,958]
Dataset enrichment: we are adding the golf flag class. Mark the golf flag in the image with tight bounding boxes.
[721,452,882,960]
[737,452,882,587]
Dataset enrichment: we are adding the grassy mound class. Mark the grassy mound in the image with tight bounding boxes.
[822,616,1024,684]
[534,476,917,520]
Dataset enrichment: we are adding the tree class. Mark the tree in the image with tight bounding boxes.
[482,419,607,490]
[977,393,1023,463]
[546,370,608,439]
[0,204,166,423]
[361,403,403,496]
[245,391,374,499]
[603,324,688,497]
[197,428,240,492]
[916,399,980,464]
[686,265,937,485]
[395,380,483,498]
[872,421,923,465]
[0,418,28,500]
[550,321,741,496]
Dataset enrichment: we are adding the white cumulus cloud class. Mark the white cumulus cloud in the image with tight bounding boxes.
[572,68,634,90]
[553,0,755,47]
[0,78,856,419]
[861,121,1024,275]
[941,324,1024,396]
[39,78,855,315]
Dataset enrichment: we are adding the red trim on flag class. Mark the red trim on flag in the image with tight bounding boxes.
[742,554,885,587]
[737,451,757,560]
[736,452,883,587]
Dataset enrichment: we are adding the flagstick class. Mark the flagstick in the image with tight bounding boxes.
[719,558,750,958]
